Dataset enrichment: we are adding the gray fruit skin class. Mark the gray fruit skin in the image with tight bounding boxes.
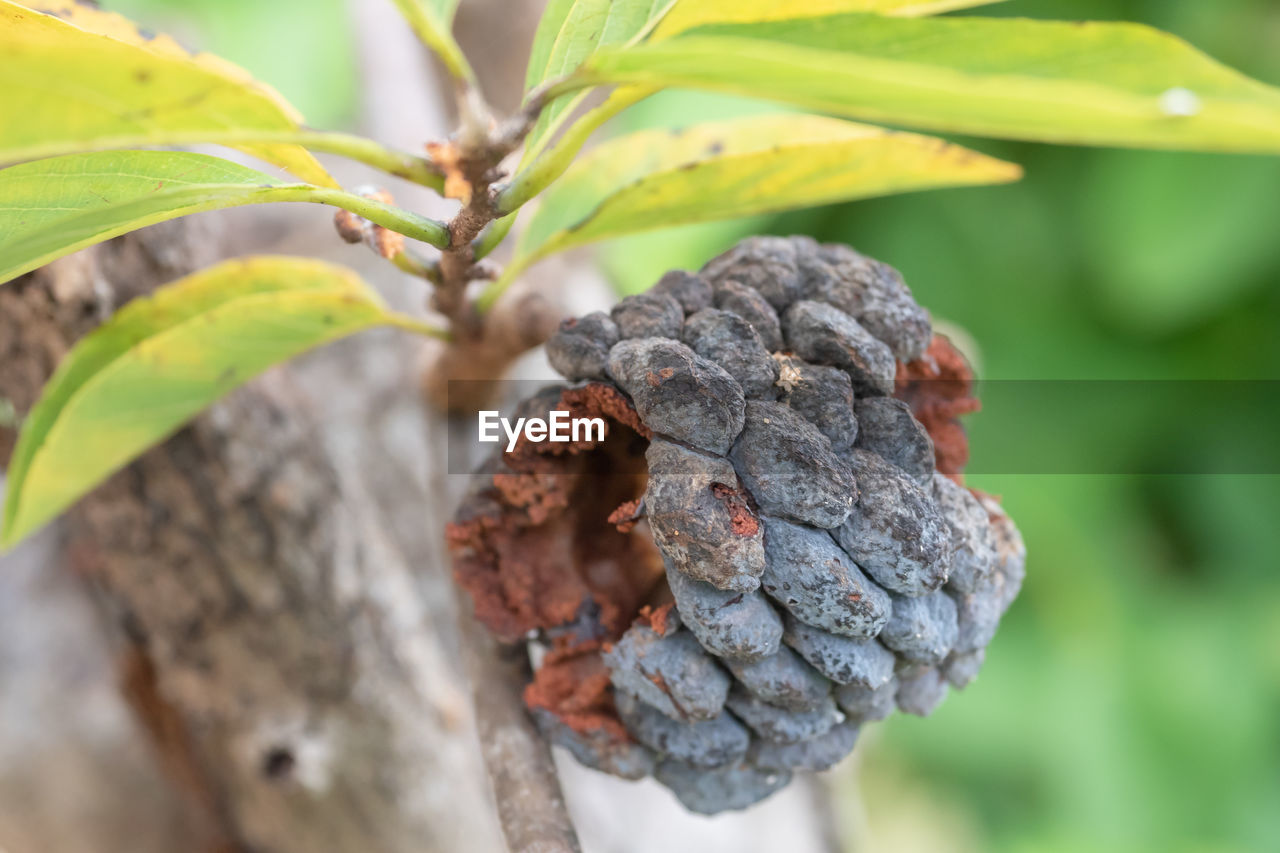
[932,473,999,595]
[511,239,1029,807]
[749,721,860,772]
[781,300,897,396]
[761,517,890,638]
[652,269,714,314]
[855,397,935,485]
[533,710,655,780]
[977,492,1027,614]
[835,676,898,723]
[800,242,932,363]
[777,357,859,452]
[615,691,750,769]
[832,449,952,596]
[941,649,985,690]
[701,235,806,311]
[896,665,948,716]
[645,440,765,592]
[655,758,792,815]
[949,572,1003,654]
[607,338,745,455]
[730,400,857,529]
[712,279,784,352]
[783,613,896,688]
[665,560,782,661]
[724,685,841,744]
[611,291,684,339]
[683,308,781,399]
[880,591,959,666]
[544,311,620,381]
[603,624,732,721]
[725,644,831,711]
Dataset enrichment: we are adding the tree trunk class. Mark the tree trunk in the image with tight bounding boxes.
[0,220,503,853]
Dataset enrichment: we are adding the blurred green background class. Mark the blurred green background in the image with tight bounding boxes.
[106,0,1280,850]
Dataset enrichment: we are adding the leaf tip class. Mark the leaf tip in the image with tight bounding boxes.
[998,159,1025,182]
[0,514,26,554]
[0,488,41,553]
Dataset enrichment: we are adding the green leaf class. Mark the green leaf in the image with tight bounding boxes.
[574,14,1280,154]
[525,0,668,93]
[523,0,674,158]
[493,114,1019,303]
[652,0,1007,38]
[0,151,450,285]
[504,0,1007,209]
[0,0,335,185]
[0,256,439,549]
[389,0,472,82]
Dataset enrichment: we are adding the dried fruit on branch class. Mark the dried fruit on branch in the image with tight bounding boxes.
[447,235,1025,815]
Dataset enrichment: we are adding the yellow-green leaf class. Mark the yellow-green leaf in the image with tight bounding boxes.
[577,14,1280,154]
[523,0,674,160]
[0,257,435,549]
[390,0,471,82]
[506,0,1008,208]
[0,151,449,285]
[500,114,1019,296]
[652,0,1006,38]
[526,0,670,93]
[0,0,335,185]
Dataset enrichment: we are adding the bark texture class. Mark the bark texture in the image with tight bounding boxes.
[0,523,203,853]
[68,381,496,853]
[0,220,501,853]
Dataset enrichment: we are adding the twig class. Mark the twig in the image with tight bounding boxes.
[303,185,450,247]
[427,85,552,334]
[433,178,496,331]
[455,595,583,853]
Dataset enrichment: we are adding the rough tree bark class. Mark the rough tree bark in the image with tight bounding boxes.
[0,523,199,853]
[67,380,495,853]
[0,220,503,853]
[0,221,232,853]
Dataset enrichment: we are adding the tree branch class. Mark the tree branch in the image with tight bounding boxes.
[456,597,582,853]
[426,90,550,332]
